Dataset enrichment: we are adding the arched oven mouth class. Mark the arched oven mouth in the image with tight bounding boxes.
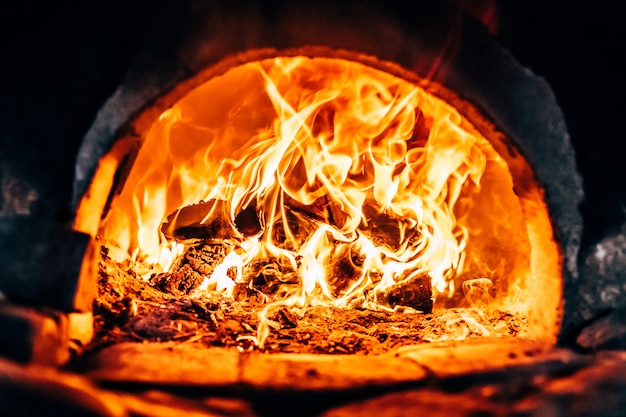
[67,2,584,385]
[71,39,571,376]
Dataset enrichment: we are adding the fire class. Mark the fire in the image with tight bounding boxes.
[93,56,533,345]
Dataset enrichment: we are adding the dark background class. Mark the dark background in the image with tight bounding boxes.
[0,0,624,248]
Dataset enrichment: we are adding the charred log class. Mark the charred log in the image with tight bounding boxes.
[377,274,433,313]
[269,194,348,250]
[328,243,365,297]
[234,203,263,237]
[242,257,300,298]
[160,199,261,243]
[283,194,349,230]
[269,210,309,250]
[150,244,229,296]
[359,203,419,251]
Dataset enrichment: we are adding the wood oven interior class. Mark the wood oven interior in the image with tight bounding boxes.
[3,1,626,416]
[74,48,563,355]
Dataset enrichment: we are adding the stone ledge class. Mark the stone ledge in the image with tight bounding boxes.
[83,338,583,393]
[84,342,239,387]
[391,337,585,377]
[239,351,428,391]
[4,343,625,417]
[321,351,626,417]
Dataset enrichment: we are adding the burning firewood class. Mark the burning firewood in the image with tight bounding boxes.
[95,242,527,355]
[328,243,364,297]
[268,194,349,250]
[240,256,300,299]
[358,202,421,251]
[160,199,262,242]
[376,273,433,313]
[150,244,229,296]
[270,210,319,250]
[283,194,348,230]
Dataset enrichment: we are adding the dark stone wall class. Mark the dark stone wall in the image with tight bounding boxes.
[497,1,626,248]
[0,0,193,221]
[496,1,626,342]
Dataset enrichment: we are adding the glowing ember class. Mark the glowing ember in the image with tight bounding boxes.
[95,56,533,346]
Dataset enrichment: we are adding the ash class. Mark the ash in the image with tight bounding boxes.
[90,246,527,355]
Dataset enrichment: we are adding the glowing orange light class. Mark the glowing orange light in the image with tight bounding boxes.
[87,56,540,346]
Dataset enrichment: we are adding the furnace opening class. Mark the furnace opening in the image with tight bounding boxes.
[75,51,562,353]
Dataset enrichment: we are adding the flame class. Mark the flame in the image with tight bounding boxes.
[97,56,532,345]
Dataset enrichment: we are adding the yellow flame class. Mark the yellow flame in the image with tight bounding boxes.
[97,57,533,345]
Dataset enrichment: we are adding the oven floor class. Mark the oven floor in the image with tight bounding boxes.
[2,339,625,417]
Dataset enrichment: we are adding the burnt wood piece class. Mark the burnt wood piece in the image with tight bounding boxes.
[359,202,420,251]
[150,244,229,296]
[270,194,349,250]
[0,215,95,312]
[242,256,300,298]
[161,199,261,242]
[283,194,348,230]
[0,304,70,365]
[270,209,318,250]
[328,243,364,297]
[377,274,433,313]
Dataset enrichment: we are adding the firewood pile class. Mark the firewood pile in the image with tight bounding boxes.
[91,245,526,355]
[156,196,434,311]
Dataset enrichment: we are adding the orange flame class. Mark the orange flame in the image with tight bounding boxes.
[97,56,532,345]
